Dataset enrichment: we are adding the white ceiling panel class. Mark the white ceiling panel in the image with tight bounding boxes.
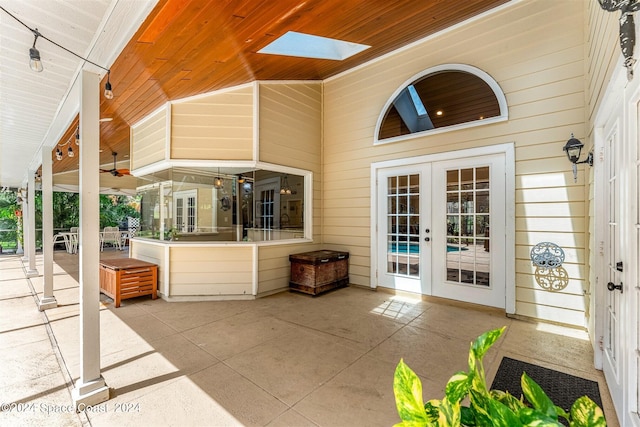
[0,0,156,188]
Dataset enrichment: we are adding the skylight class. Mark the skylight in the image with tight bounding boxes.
[258,31,370,60]
[407,85,427,116]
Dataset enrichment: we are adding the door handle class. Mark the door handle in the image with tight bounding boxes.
[424,237,430,242]
[425,228,430,233]
[607,282,623,293]
[616,261,623,272]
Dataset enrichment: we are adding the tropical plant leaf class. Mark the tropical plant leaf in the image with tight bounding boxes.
[517,407,564,426]
[490,389,526,412]
[437,397,461,427]
[425,400,441,423]
[487,397,523,427]
[521,372,557,419]
[471,327,506,360]
[394,359,429,424]
[569,396,607,427]
[460,406,476,426]
[445,371,471,404]
[469,389,493,427]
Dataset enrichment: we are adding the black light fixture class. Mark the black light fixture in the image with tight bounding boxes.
[55,148,63,161]
[104,71,114,100]
[563,133,593,182]
[1,6,114,98]
[29,29,43,72]
[75,126,80,145]
[67,146,74,157]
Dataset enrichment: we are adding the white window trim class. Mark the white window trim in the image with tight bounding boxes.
[374,63,509,145]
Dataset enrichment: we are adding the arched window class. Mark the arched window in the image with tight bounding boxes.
[376,64,507,143]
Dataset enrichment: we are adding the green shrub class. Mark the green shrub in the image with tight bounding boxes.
[393,327,606,427]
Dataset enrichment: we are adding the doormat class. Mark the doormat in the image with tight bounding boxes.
[490,357,603,413]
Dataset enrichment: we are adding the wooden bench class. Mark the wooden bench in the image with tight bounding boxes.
[99,258,158,307]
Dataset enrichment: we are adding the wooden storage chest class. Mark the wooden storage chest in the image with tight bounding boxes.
[99,258,158,307]
[289,250,349,295]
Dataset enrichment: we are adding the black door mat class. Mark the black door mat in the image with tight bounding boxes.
[490,357,603,413]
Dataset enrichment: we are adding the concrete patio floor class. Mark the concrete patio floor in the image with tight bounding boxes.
[0,249,619,426]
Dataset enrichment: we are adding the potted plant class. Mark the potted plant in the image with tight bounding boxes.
[393,327,606,426]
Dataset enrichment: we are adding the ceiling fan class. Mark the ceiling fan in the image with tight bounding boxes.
[100,152,130,177]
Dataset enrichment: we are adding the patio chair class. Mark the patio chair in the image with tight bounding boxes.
[53,232,70,252]
[100,226,122,251]
[68,227,79,254]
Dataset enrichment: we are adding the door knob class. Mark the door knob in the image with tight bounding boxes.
[607,282,623,293]
[424,237,430,242]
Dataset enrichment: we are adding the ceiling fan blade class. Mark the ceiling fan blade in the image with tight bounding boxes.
[115,169,131,176]
[99,169,113,173]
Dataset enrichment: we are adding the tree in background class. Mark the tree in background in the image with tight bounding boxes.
[99,194,140,228]
[0,190,19,252]
[0,190,140,252]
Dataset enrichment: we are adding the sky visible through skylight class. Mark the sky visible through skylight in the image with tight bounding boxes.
[258,31,370,60]
[407,85,427,116]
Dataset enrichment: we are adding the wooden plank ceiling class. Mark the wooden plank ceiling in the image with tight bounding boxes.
[51,0,508,175]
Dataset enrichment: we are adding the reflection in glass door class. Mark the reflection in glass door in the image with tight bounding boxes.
[174,190,197,233]
[377,165,431,295]
[386,174,421,277]
[445,167,490,286]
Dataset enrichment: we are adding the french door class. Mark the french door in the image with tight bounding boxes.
[376,153,507,308]
[174,190,197,232]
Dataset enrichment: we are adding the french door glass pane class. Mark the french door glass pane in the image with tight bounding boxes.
[387,174,420,277]
[445,167,490,286]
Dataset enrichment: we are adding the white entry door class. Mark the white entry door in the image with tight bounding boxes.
[601,116,625,422]
[376,152,507,308]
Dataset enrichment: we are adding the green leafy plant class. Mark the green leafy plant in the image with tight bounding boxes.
[393,327,607,427]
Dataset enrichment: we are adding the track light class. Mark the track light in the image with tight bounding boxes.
[29,29,43,72]
[104,71,113,99]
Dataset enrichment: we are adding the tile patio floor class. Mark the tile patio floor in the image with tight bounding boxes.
[0,250,619,426]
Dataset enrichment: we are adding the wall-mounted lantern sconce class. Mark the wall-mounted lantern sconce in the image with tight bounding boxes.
[563,133,593,182]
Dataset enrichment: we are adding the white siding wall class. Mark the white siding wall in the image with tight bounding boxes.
[169,246,253,296]
[171,86,254,160]
[323,0,588,326]
[131,105,168,170]
[585,0,621,339]
[256,82,323,294]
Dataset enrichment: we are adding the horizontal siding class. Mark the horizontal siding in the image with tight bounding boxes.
[169,246,253,296]
[130,240,166,294]
[131,106,167,170]
[257,243,322,295]
[323,0,587,325]
[259,82,322,172]
[171,86,254,160]
[585,0,619,338]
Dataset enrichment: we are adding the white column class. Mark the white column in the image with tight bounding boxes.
[39,151,57,310]
[72,70,109,409]
[26,172,38,277]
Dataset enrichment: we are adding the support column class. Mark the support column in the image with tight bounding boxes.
[72,70,109,409]
[21,189,29,261]
[39,151,57,310]
[26,172,38,277]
